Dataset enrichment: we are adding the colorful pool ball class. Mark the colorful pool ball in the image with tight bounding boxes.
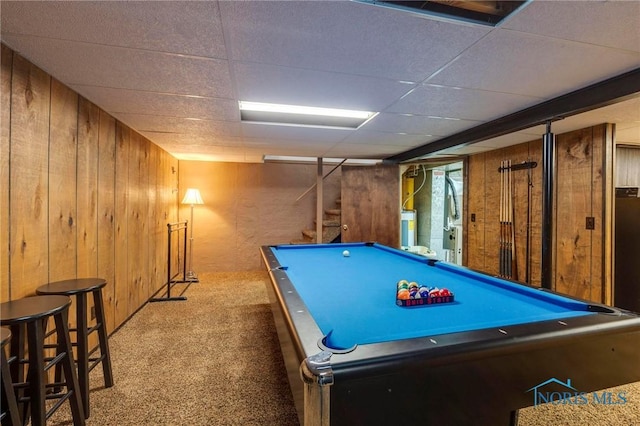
[419,287,430,298]
[429,289,440,297]
[440,288,451,296]
[397,280,409,289]
[397,289,410,300]
[342,250,350,257]
[409,282,419,289]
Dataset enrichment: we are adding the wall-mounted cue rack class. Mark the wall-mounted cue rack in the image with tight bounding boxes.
[150,221,192,302]
[498,160,537,283]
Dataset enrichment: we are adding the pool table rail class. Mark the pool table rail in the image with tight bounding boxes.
[260,244,640,426]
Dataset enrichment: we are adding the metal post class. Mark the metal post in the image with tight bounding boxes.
[316,158,323,244]
[541,122,555,290]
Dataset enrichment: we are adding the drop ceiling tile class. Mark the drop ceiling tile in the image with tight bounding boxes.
[2,35,232,98]
[428,29,640,99]
[141,132,245,149]
[220,0,489,82]
[503,1,640,53]
[364,112,481,136]
[387,84,542,120]
[0,1,226,58]
[70,85,239,121]
[240,122,351,143]
[343,129,433,146]
[472,130,542,149]
[116,114,241,137]
[233,61,415,111]
[323,143,406,159]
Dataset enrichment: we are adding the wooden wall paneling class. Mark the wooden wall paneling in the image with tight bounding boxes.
[554,128,595,300]
[127,132,147,314]
[9,55,51,299]
[465,154,486,271]
[114,123,129,325]
[341,165,400,247]
[140,137,150,300]
[97,111,116,333]
[465,140,544,286]
[169,157,179,223]
[45,80,78,371]
[601,124,616,305]
[156,151,171,294]
[481,149,503,277]
[596,124,613,305]
[1,45,12,301]
[148,142,161,299]
[48,79,78,283]
[525,141,543,287]
[77,98,100,278]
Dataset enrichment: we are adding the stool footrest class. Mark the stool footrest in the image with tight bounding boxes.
[45,390,73,420]
[88,354,107,372]
[44,352,67,372]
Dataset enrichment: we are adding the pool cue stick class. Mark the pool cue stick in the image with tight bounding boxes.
[509,160,518,280]
[506,160,512,278]
[499,161,505,277]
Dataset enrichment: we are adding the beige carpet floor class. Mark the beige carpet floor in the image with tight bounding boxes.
[45,271,639,426]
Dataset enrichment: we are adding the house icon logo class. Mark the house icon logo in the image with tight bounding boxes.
[527,377,629,407]
[526,378,579,407]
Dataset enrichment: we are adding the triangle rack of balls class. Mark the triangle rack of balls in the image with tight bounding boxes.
[396,280,454,307]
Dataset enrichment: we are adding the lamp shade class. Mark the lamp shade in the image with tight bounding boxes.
[181,188,204,205]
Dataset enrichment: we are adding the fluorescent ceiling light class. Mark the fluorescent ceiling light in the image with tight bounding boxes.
[239,101,376,129]
[263,155,381,165]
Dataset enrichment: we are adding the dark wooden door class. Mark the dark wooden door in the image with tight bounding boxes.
[341,165,400,247]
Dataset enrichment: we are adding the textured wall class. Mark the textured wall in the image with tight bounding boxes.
[178,161,342,272]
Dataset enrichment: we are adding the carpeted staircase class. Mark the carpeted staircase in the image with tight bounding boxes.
[292,199,342,244]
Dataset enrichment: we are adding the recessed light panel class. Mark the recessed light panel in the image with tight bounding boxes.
[239,101,377,129]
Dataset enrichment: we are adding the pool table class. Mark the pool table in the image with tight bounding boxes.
[260,242,640,426]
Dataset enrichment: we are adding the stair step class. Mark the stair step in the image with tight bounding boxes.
[325,208,341,216]
[301,227,341,244]
[314,219,340,227]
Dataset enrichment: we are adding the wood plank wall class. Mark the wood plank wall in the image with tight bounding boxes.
[0,45,178,334]
[466,124,614,304]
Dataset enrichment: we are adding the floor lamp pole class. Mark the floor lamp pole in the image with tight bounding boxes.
[187,203,197,281]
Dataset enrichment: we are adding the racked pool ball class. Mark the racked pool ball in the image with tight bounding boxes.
[397,289,410,300]
[440,288,451,297]
[397,280,409,290]
[419,287,430,298]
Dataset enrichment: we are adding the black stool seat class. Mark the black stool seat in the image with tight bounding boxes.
[1,327,21,426]
[36,278,113,419]
[0,295,85,426]
[36,278,106,296]
[1,295,70,323]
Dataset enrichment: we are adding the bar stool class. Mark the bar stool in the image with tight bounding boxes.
[36,278,114,418]
[0,295,85,426]
[1,327,21,426]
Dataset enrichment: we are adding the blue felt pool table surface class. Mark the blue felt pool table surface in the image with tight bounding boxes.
[270,243,594,350]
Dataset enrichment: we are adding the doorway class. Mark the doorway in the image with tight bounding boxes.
[400,162,464,265]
